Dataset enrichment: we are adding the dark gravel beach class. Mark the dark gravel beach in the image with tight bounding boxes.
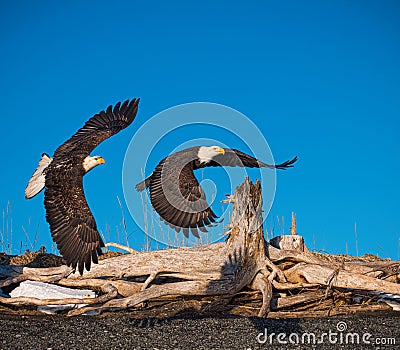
[0,311,399,350]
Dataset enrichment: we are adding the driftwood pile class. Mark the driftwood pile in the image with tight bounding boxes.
[0,179,399,317]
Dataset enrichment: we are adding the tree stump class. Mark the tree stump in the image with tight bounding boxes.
[269,235,306,252]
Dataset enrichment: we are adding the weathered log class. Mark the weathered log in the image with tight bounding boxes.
[284,263,400,294]
[1,179,283,316]
[272,290,333,310]
[0,178,399,317]
[0,283,117,307]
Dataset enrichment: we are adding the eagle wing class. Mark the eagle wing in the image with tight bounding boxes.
[54,99,139,159]
[44,164,104,274]
[44,99,139,273]
[207,149,298,169]
[147,157,218,238]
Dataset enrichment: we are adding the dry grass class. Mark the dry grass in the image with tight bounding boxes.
[0,201,12,254]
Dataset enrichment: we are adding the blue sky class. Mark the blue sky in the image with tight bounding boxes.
[0,1,399,259]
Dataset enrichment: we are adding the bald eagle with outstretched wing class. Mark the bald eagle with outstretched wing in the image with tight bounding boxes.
[25,99,140,274]
[136,146,297,237]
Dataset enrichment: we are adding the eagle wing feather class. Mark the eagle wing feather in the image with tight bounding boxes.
[53,99,139,159]
[44,162,104,274]
[43,99,139,273]
[146,153,217,238]
[206,149,298,169]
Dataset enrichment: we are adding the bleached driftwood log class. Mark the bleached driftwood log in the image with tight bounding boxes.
[0,179,281,316]
[0,178,399,317]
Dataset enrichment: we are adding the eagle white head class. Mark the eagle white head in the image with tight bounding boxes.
[197,146,225,164]
[83,155,106,172]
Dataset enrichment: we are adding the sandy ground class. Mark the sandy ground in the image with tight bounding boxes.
[0,311,399,349]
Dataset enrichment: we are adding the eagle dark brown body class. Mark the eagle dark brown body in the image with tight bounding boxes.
[136,146,297,237]
[26,99,140,274]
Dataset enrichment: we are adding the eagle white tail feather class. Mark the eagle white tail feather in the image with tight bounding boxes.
[25,153,53,199]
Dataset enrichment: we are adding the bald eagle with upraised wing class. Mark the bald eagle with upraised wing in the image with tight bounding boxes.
[25,99,140,274]
[136,146,297,237]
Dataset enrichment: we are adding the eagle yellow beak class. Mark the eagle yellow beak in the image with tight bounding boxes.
[218,147,225,155]
[97,157,106,164]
